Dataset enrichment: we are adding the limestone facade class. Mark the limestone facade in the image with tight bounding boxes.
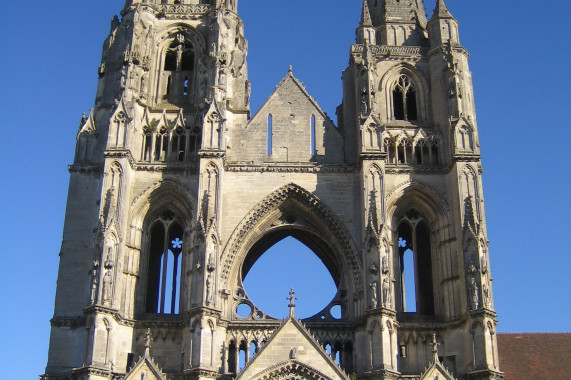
[43,0,503,379]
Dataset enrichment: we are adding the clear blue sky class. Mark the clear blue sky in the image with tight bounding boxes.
[0,1,570,379]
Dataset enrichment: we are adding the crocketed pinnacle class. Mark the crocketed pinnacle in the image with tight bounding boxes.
[432,0,454,19]
[360,0,373,27]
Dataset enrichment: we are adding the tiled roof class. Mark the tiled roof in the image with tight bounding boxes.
[498,333,571,379]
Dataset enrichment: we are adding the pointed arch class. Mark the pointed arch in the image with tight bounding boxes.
[379,63,430,123]
[153,24,206,106]
[128,180,196,316]
[221,183,362,307]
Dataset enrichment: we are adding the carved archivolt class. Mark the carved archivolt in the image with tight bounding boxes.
[220,183,362,294]
[386,180,449,222]
[128,179,196,244]
[251,360,337,380]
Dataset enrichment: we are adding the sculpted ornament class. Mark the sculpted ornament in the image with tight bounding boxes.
[102,270,112,306]
[206,273,214,306]
[382,277,391,308]
[369,282,378,309]
[89,260,100,305]
[469,277,479,310]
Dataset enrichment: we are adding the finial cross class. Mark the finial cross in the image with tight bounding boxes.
[287,288,298,317]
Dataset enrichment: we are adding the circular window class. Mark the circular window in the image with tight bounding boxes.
[236,303,253,318]
[330,304,342,320]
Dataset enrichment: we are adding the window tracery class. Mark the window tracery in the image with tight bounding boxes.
[392,75,418,121]
[145,210,184,315]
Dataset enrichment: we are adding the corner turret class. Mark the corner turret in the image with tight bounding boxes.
[357,0,377,45]
[427,0,460,47]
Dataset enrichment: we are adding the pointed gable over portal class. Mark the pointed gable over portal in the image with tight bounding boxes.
[124,356,169,380]
[237,317,350,380]
[229,67,344,164]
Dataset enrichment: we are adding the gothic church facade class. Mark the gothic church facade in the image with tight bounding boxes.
[43,0,502,379]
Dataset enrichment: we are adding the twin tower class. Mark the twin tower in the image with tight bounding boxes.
[43,1,503,379]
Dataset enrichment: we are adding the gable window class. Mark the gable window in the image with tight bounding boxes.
[145,211,183,314]
[393,75,418,121]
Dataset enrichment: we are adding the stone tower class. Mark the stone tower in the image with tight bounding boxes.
[43,1,503,379]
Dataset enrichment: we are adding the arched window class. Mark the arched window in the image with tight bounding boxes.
[393,75,418,121]
[267,114,273,155]
[145,211,183,314]
[160,34,195,105]
[397,214,435,315]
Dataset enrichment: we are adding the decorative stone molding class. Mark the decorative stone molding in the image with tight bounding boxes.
[159,4,210,16]
[220,183,362,294]
[225,163,357,174]
[352,44,429,58]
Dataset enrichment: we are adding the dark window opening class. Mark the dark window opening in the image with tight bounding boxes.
[228,341,237,373]
[143,129,152,162]
[393,87,405,120]
[145,218,183,314]
[431,145,439,164]
[183,77,188,96]
[393,75,418,121]
[166,76,171,96]
[406,87,418,121]
[397,219,435,315]
[164,51,177,71]
[189,127,201,160]
[181,49,194,72]
[415,146,423,164]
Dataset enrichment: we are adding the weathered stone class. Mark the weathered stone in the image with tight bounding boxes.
[42,1,502,380]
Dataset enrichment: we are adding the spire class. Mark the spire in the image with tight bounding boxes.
[360,0,373,27]
[432,0,454,19]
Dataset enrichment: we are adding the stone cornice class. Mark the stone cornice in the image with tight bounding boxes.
[352,44,429,60]
[427,44,470,59]
[199,149,226,159]
[225,163,357,174]
[385,164,448,175]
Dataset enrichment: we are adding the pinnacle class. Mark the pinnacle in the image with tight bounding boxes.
[432,0,454,19]
[360,0,373,27]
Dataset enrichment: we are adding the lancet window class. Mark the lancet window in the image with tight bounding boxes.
[392,75,418,121]
[145,211,184,315]
[396,213,435,315]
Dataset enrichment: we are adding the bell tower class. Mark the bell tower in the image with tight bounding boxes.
[44,1,502,379]
[44,1,250,379]
[339,0,502,378]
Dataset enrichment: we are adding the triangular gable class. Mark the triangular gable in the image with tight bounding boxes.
[420,361,457,380]
[237,317,349,380]
[125,356,169,380]
[249,67,334,127]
